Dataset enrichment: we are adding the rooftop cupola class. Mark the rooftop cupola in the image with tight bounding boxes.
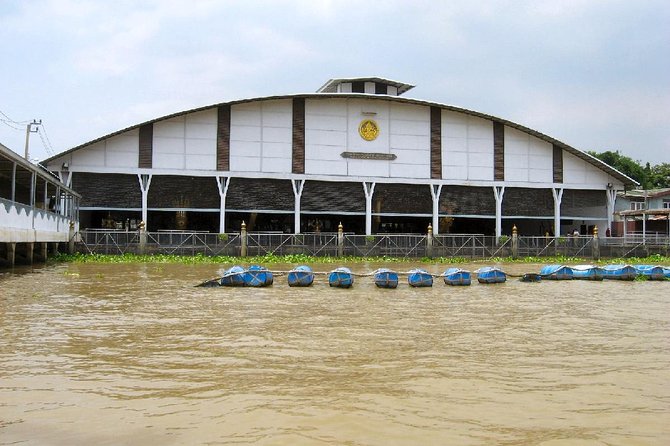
[317,77,414,96]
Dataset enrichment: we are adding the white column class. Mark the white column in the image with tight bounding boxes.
[493,186,505,240]
[363,182,376,236]
[430,184,443,235]
[216,176,231,234]
[138,174,152,229]
[606,188,616,233]
[291,179,306,234]
[552,187,564,236]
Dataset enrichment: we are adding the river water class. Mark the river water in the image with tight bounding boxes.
[1,262,669,445]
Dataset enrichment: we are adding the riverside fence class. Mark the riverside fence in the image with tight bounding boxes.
[74,228,670,259]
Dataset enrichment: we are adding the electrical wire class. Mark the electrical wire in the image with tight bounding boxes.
[37,124,56,156]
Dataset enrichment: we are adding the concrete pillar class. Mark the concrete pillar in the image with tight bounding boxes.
[426,224,434,258]
[25,243,34,265]
[592,225,600,260]
[240,221,247,257]
[40,242,48,262]
[337,222,344,257]
[6,243,16,267]
[511,225,519,259]
[68,221,75,254]
[138,220,147,254]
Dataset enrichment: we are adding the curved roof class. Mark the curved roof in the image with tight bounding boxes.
[44,92,637,187]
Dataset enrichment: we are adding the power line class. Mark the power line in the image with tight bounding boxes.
[37,124,56,157]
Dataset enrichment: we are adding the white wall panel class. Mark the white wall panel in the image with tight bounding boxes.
[231,141,261,157]
[306,145,343,161]
[230,156,261,172]
[444,165,468,180]
[231,125,261,142]
[348,160,389,177]
[74,142,106,166]
[263,126,292,143]
[154,118,185,138]
[468,166,492,181]
[306,159,348,176]
[393,148,429,165]
[391,163,428,178]
[154,153,184,169]
[185,138,214,156]
[261,157,292,173]
[262,142,291,159]
[154,137,184,154]
[105,152,137,168]
[185,155,216,170]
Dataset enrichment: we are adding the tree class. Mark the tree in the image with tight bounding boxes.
[588,150,649,188]
[649,163,670,188]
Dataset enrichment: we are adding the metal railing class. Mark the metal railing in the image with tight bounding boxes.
[74,230,670,258]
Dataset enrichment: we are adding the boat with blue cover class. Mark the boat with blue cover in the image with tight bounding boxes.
[408,268,433,287]
[329,267,354,288]
[219,265,246,287]
[287,265,314,287]
[442,268,471,286]
[634,265,665,280]
[373,268,399,288]
[476,267,506,284]
[664,267,670,279]
[572,265,604,281]
[243,265,273,287]
[540,264,574,280]
[602,264,636,280]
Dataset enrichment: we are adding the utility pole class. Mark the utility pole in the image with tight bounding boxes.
[24,119,41,160]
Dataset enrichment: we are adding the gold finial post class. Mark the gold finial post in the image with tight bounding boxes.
[512,225,517,236]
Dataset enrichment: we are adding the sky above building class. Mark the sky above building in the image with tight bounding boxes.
[1,0,668,165]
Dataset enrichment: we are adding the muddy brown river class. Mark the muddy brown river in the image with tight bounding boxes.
[1,262,669,445]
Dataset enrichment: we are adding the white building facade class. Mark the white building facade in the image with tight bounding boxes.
[44,77,634,237]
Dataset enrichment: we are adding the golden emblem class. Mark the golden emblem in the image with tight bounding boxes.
[358,119,379,141]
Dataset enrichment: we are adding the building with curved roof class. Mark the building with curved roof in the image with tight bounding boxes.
[44,77,635,237]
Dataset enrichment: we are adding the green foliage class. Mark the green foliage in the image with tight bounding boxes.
[50,252,670,266]
[649,163,670,188]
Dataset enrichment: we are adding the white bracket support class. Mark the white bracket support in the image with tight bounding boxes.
[216,176,231,234]
[493,186,505,240]
[430,184,443,235]
[291,179,306,234]
[363,182,376,236]
[138,174,152,230]
[552,187,564,236]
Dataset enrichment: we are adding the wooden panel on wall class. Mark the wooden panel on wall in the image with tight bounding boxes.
[138,124,153,169]
[553,144,563,183]
[493,122,504,181]
[430,107,442,179]
[217,105,231,171]
[292,98,305,174]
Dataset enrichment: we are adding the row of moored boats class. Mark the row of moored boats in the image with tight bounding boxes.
[202,264,670,288]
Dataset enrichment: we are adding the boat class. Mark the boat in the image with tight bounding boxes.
[520,273,542,282]
[664,267,670,279]
[572,265,604,281]
[287,265,314,287]
[539,264,574,280]
[476,267,506,284]
[373,268,399,288]
[634,265,666,280]
[408,268,433,287]
[442,268,471,286]
[243,265,273,287]
[602,264,636,280]
[329,267,354,288]
[219,265,246,287]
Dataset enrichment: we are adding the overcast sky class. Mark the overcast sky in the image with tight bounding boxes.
[1,0,668,165]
